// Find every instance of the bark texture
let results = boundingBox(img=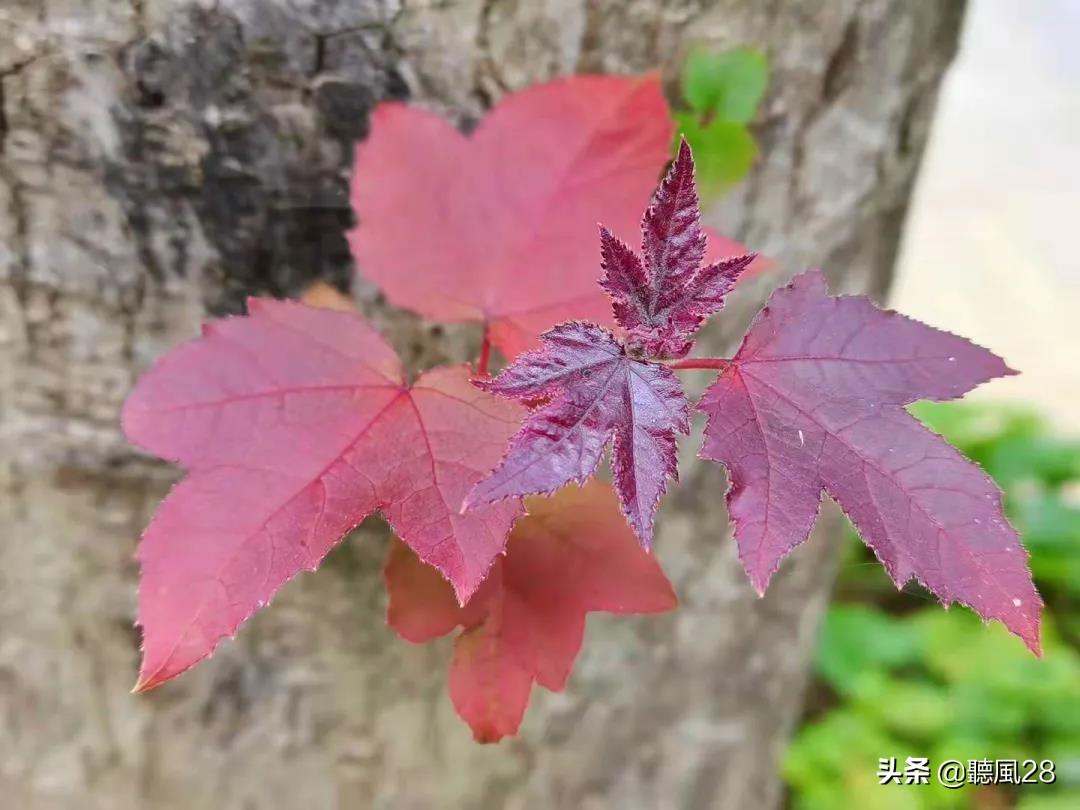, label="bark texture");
[0,1,965,808]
